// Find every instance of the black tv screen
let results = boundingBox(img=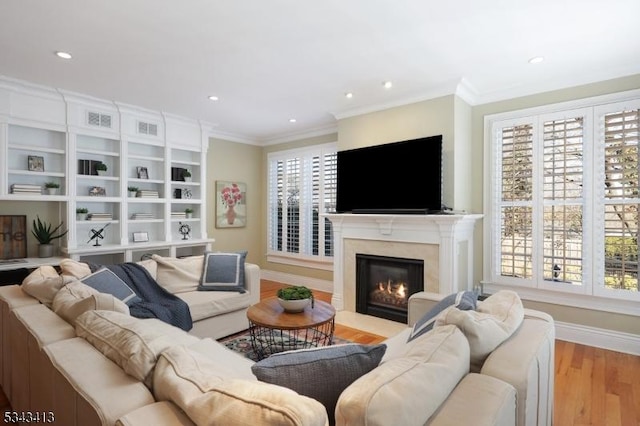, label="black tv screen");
[336,135,442,214]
